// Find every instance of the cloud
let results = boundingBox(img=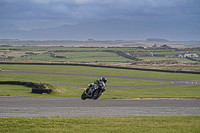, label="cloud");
[0,0,199,29]
[0,0,191,18]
